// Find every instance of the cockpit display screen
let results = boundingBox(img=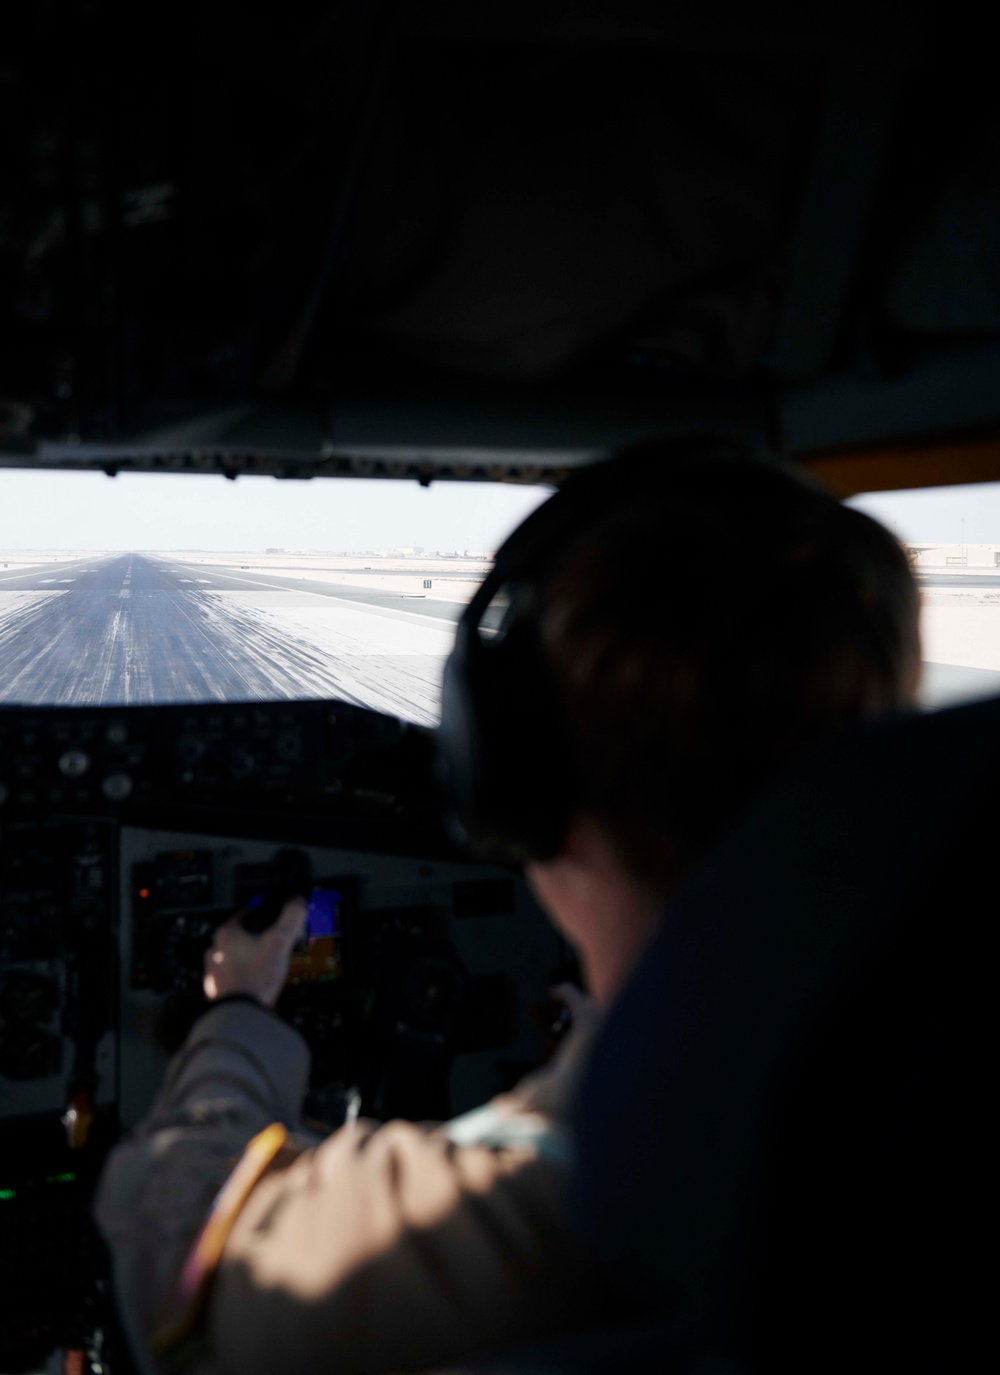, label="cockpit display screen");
[305,887,338,940]
[287,887,344,986]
